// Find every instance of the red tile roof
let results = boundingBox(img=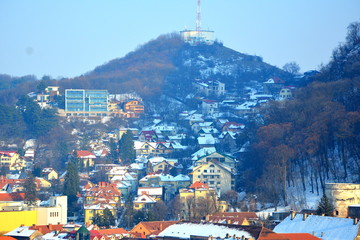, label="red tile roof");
[97,228,129,235]
[0,151,17,157]
[189,181,209,190]
[0,237,18,240]
[76,150,96,158]
[0,192,25,201]
[280,233,321,240]
[29,224,64,234]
